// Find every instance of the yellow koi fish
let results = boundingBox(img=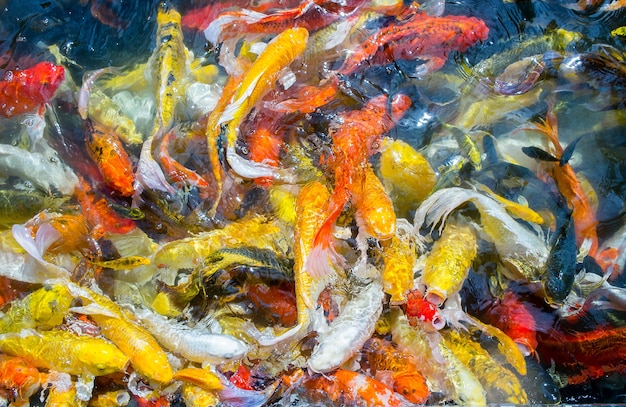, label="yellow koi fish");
[0,330,128,377]
[148,2,190,135]
[378,138,436,218]
[441,328,528,404]
[255,181,331,346]
[218,27,308,176]
[421,217,477,305]
[0,284,73,333]
[69,284,174,384]
[380,220,417,304]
